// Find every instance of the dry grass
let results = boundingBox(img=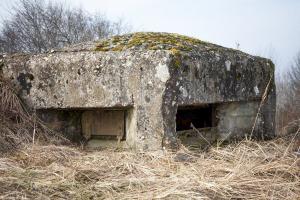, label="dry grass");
[0,133,298,200]
[0,77,68,153]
